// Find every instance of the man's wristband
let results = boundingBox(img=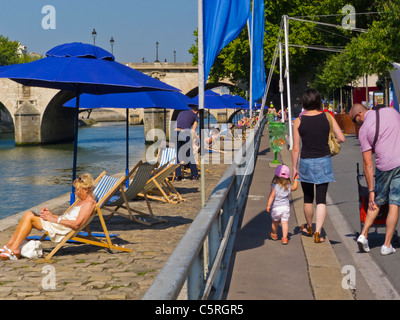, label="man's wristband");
[57,217,62,224]
[368,189,375,193]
